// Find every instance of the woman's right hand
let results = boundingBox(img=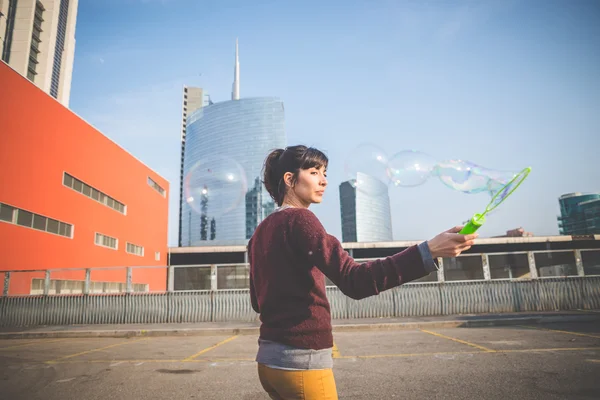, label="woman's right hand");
[427,226,478,258]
